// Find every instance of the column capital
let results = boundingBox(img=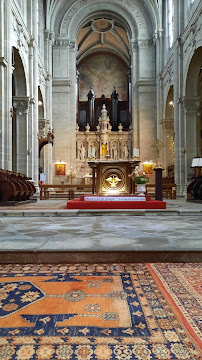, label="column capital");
[52,78,72,87]
[39,118,47,131]
[131,41,138,51]
[161,118,174,132]
[13,96,30,115]
[44,30,55,43]
[137,38,155,48]
[53,38,77,50]
[29,37,36,48]
[183,97,199,113]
